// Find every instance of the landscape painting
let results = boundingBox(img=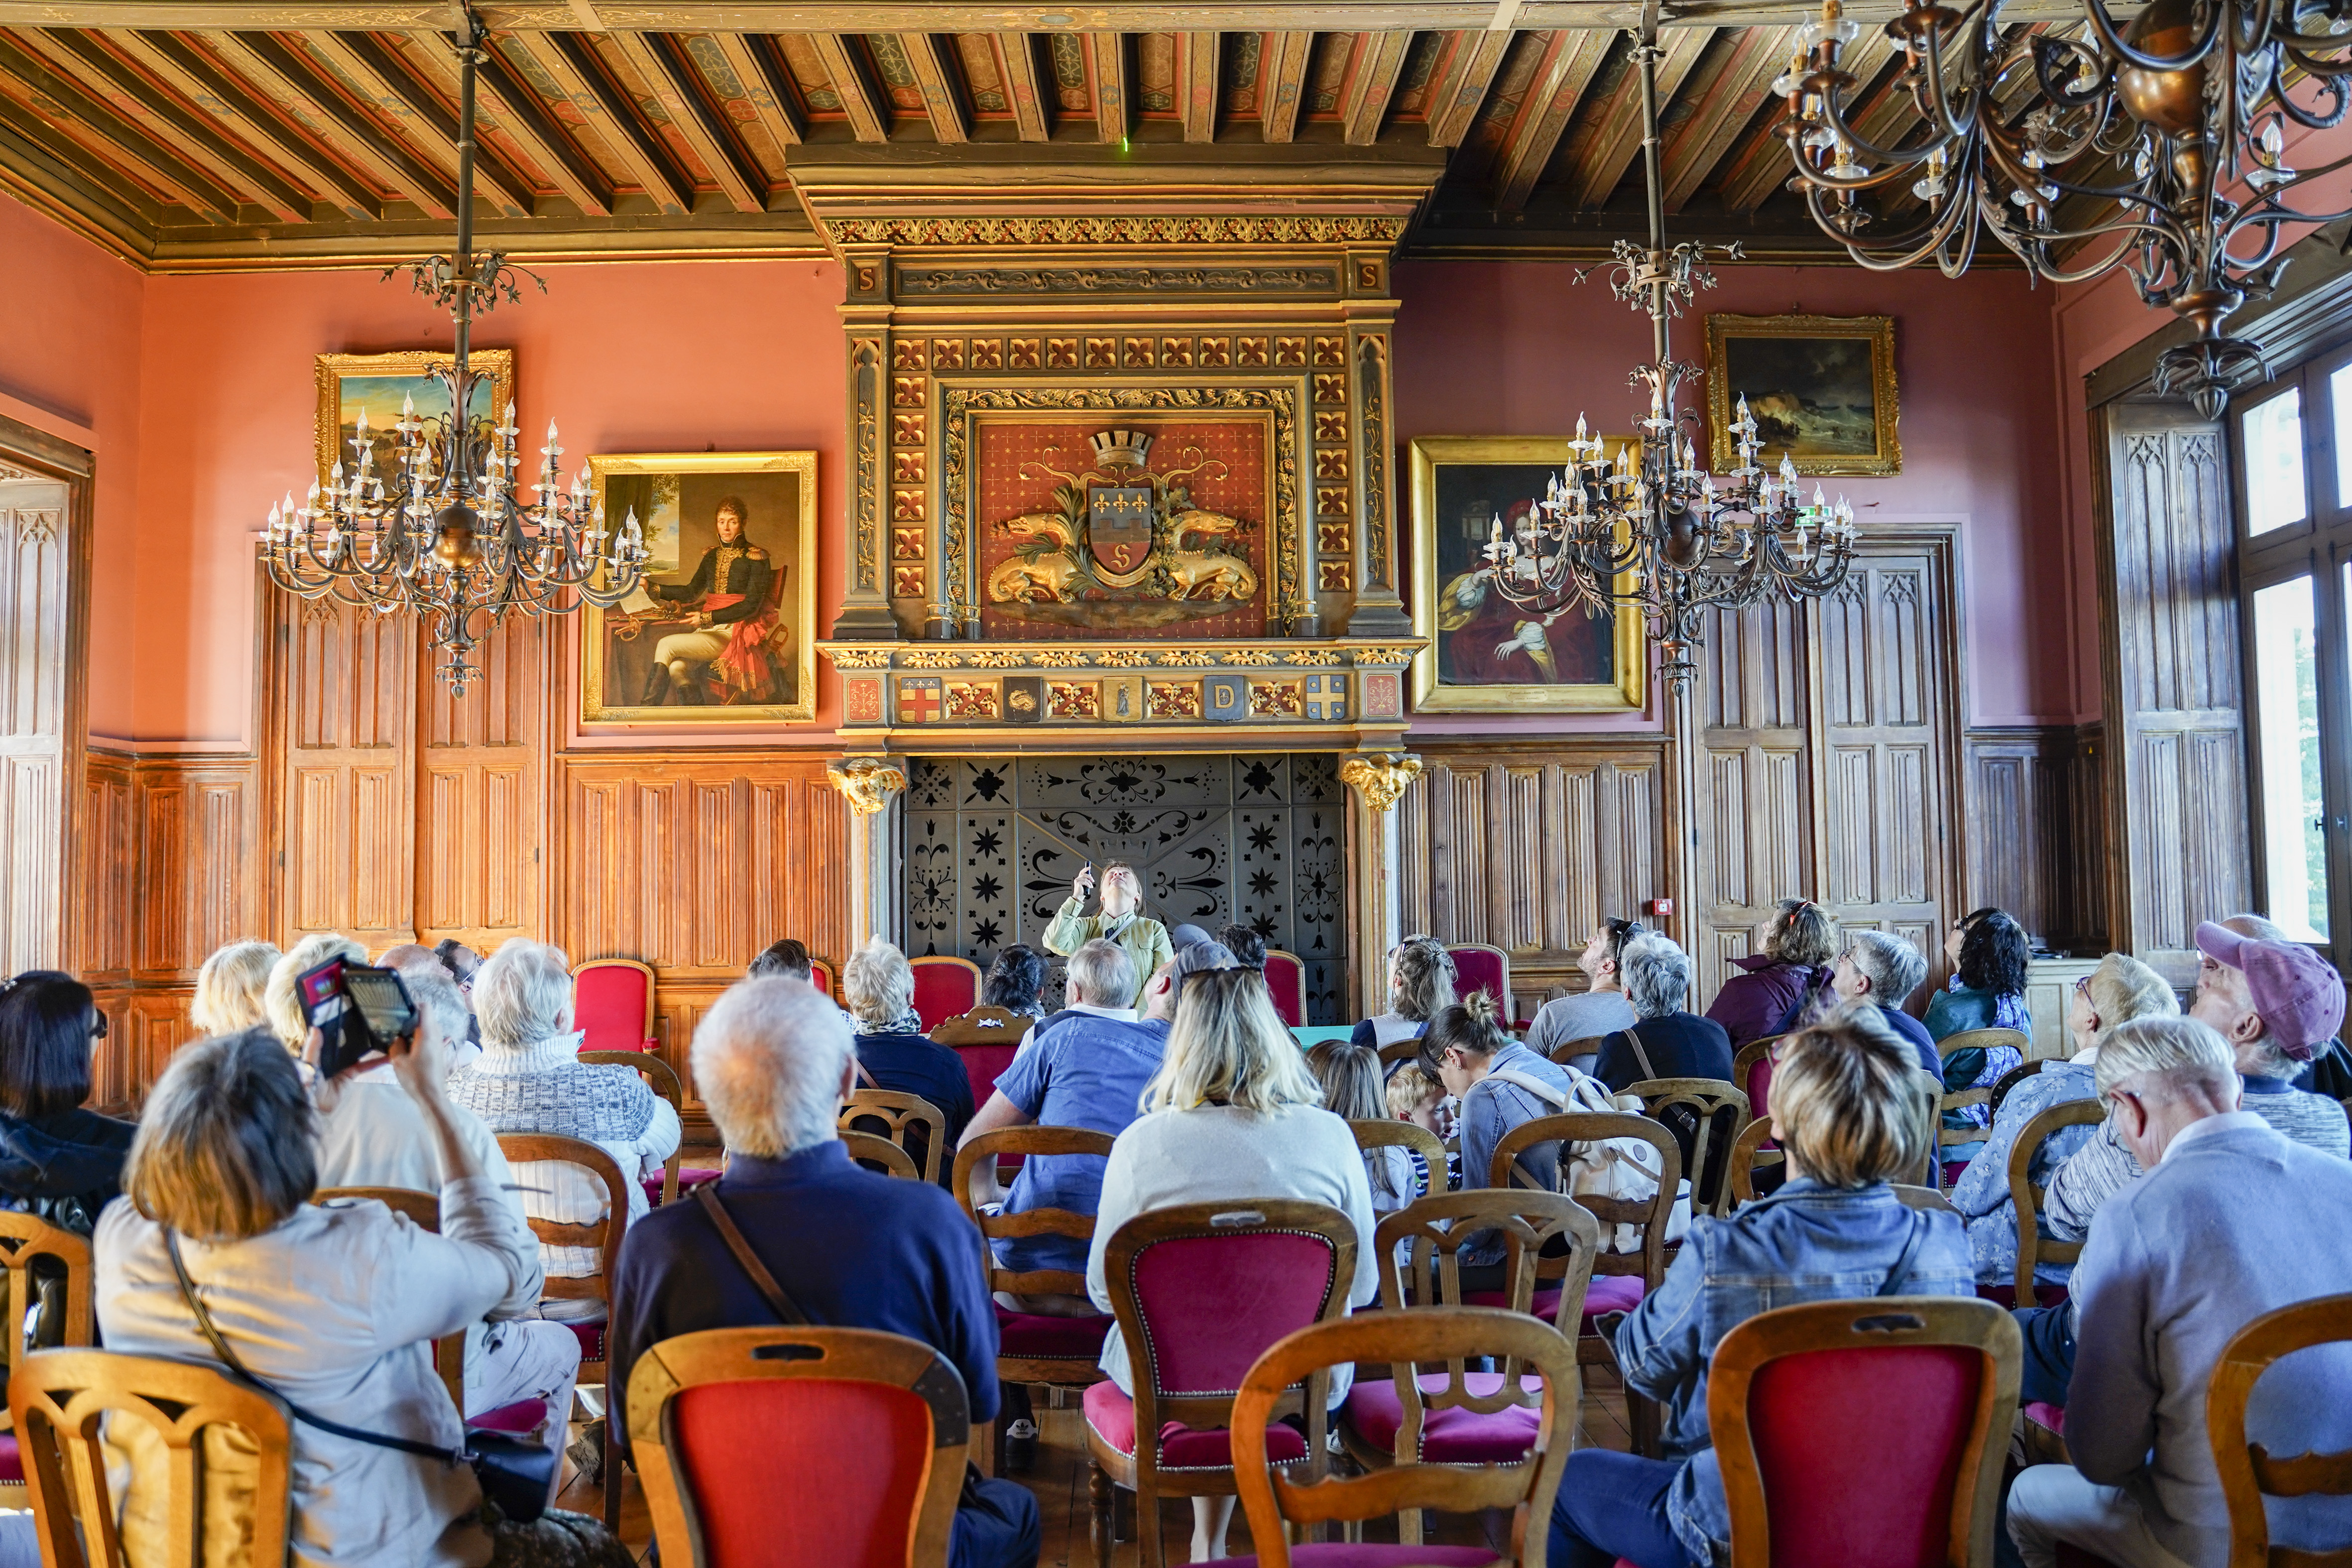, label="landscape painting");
[315,350,513,489]
[1705,313,1899,476]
